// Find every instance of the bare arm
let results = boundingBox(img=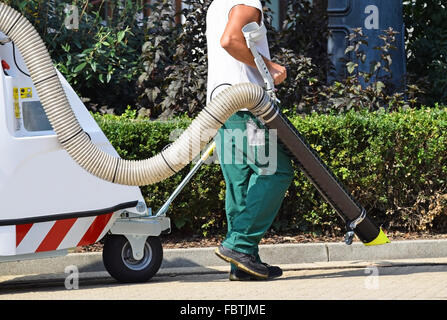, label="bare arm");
[220,4,286,85]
